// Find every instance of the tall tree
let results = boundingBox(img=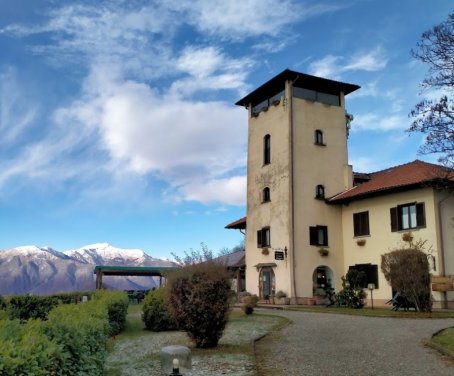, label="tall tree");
[409,12,454,167]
